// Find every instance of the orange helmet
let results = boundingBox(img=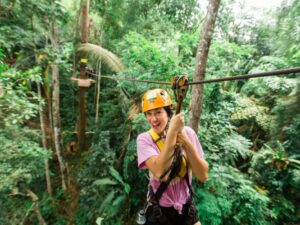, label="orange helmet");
[141,89,173,113]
